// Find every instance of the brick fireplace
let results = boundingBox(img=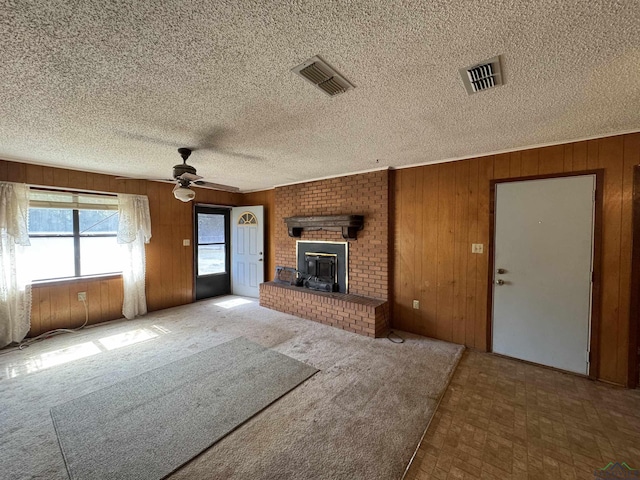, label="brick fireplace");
[259,170,390,337]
